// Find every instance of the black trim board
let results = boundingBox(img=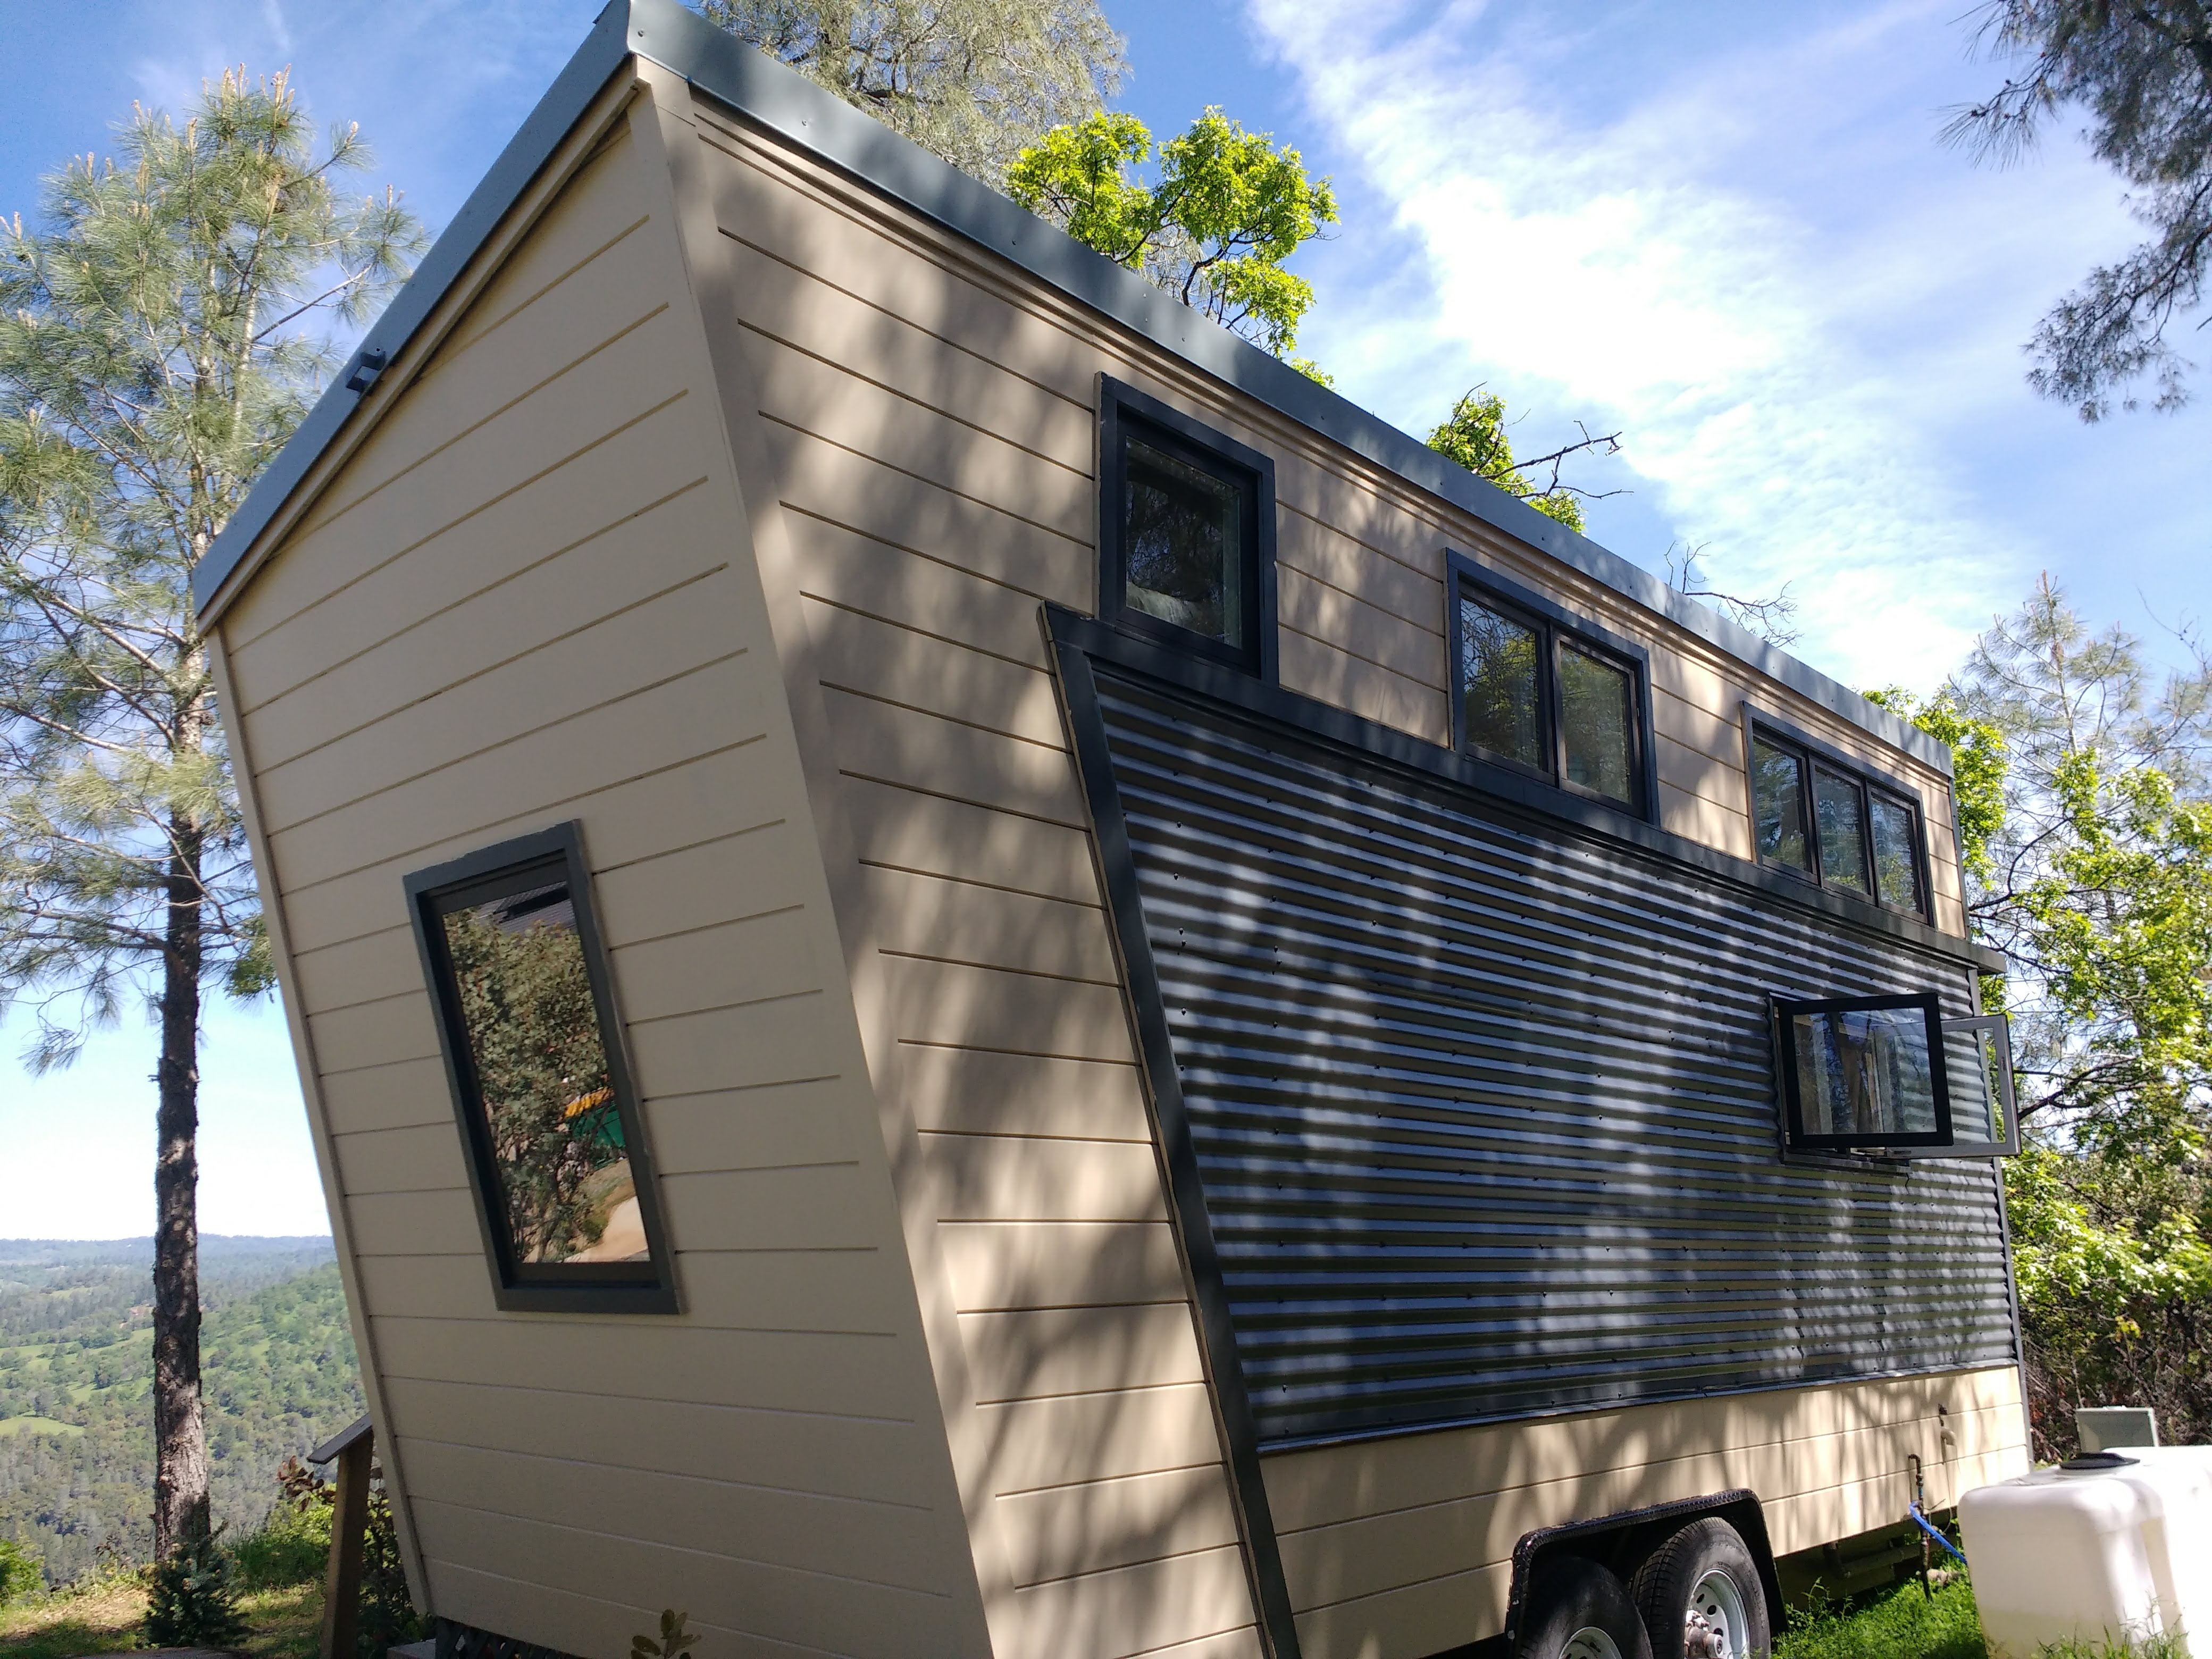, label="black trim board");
[1050,605,2000,973]
[1049,632,1304,1659]
[190,0,1954,778]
